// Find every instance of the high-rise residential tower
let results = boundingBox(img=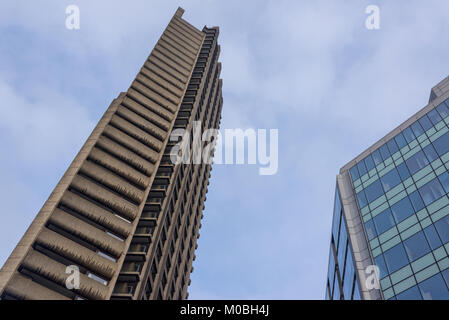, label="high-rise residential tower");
[0,7,223,300]
[326,76,449,300]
